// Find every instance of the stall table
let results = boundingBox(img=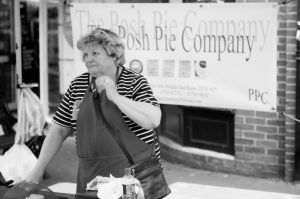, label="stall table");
[0,186,100,199]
